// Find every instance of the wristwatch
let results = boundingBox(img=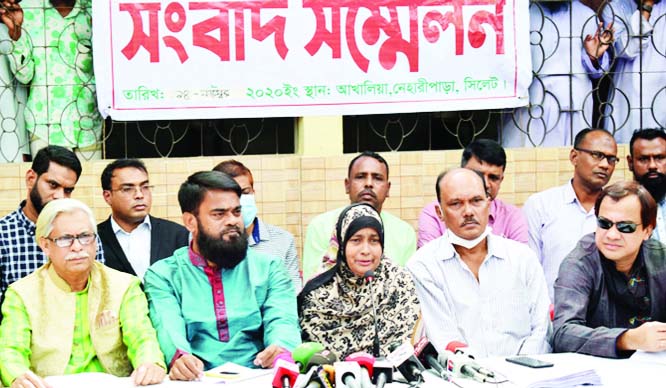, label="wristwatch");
[641,3,653,13]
